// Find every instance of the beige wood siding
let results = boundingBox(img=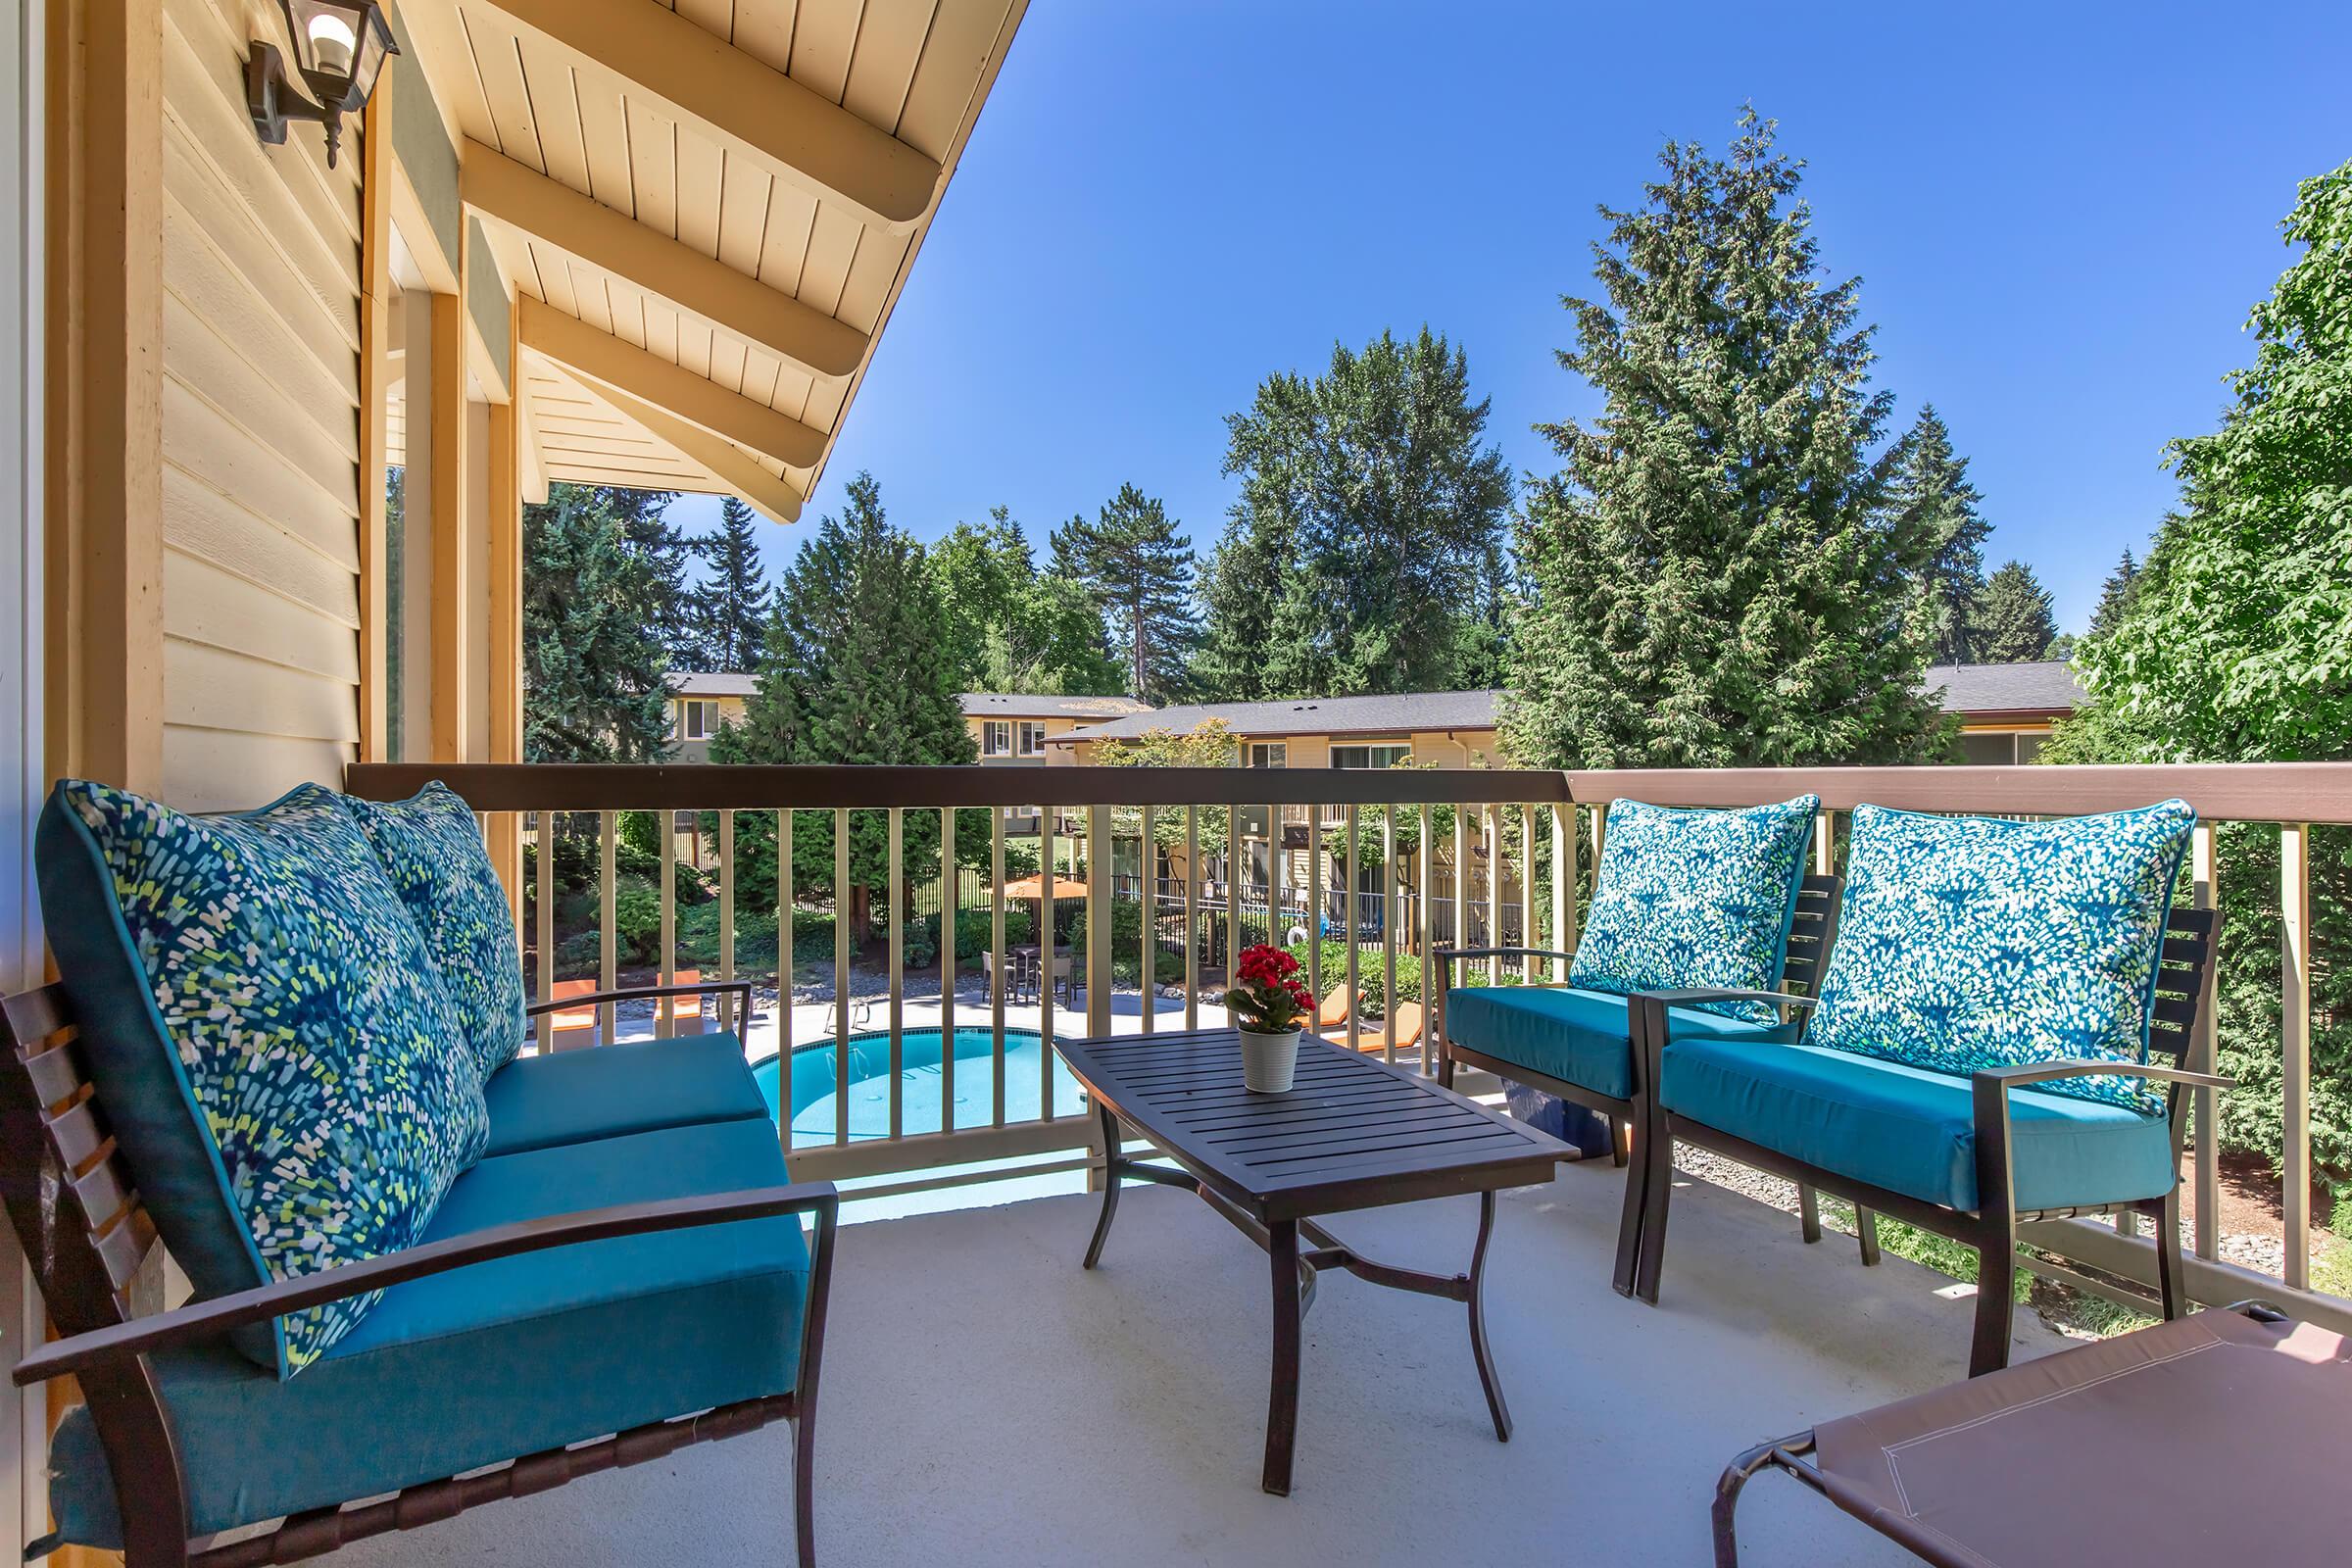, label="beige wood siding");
[158,0,365,808]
